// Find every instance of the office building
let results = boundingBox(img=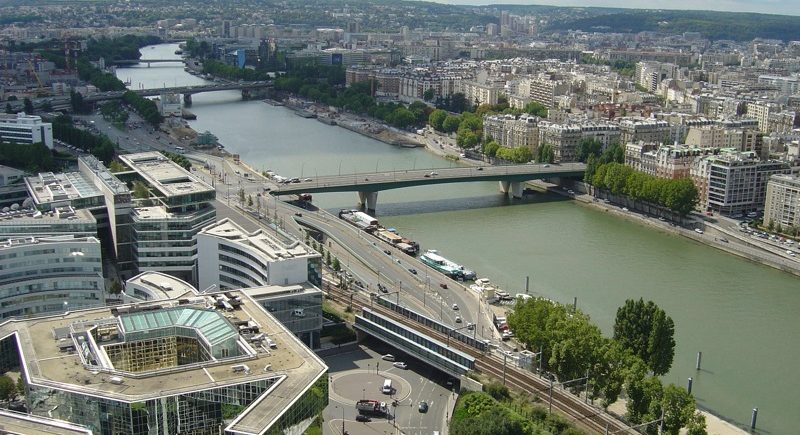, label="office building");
[118,152,216,284]
[197,218,321,292]
[242,284,324,349]
[0,206,103,319]
[0,288,328,434]
[0,113,53,149]
[764,174,800,228]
